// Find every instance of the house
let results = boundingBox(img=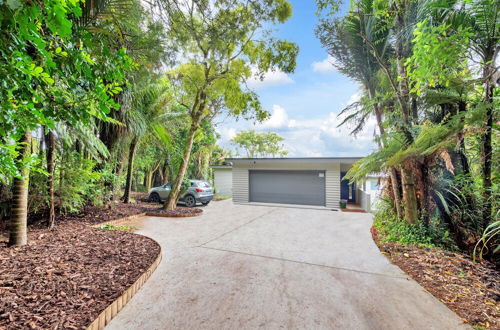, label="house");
[219,157,367,209]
